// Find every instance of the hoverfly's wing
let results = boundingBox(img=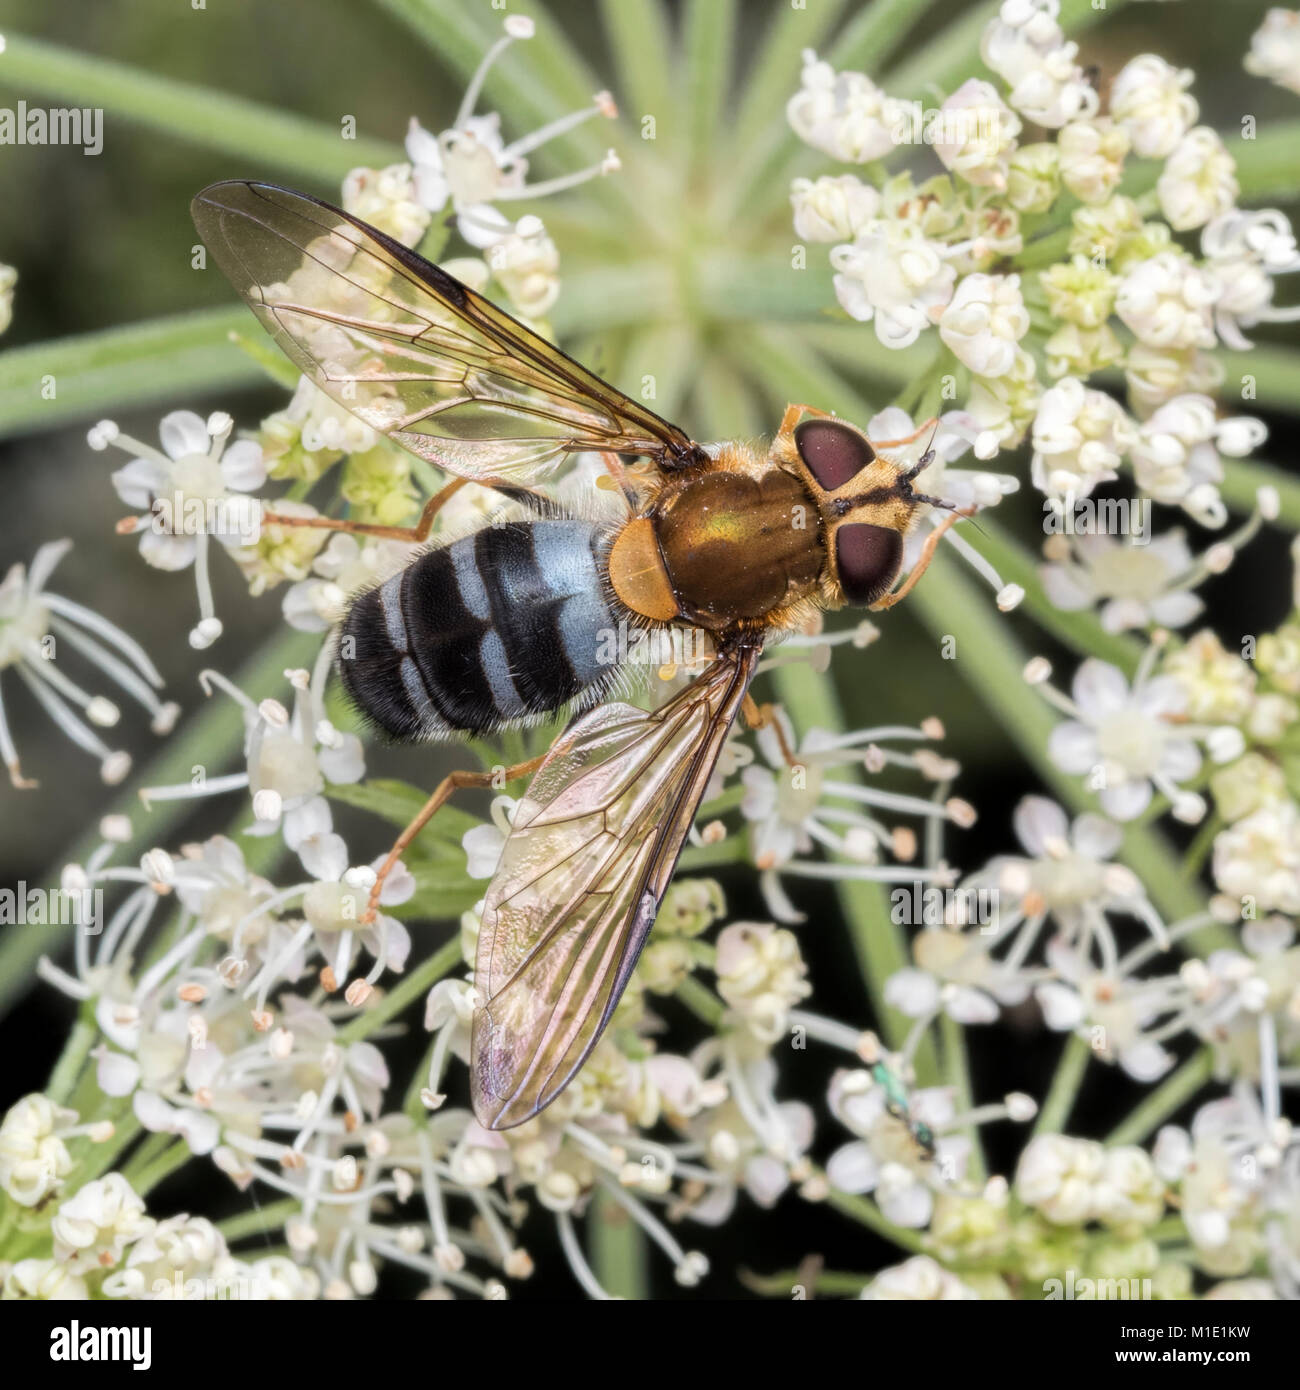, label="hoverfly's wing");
[472,645,761,1129]
[191,181,702,488]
